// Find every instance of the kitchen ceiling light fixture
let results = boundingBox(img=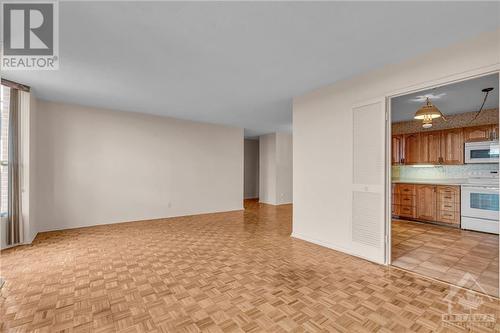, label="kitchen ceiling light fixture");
[414,97,446,129]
